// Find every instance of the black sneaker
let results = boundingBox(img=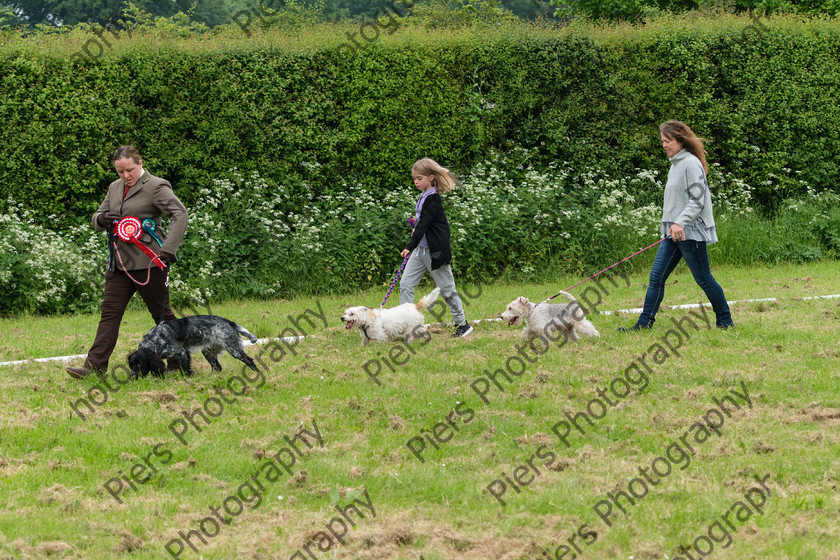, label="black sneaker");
[452,322,473,338]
